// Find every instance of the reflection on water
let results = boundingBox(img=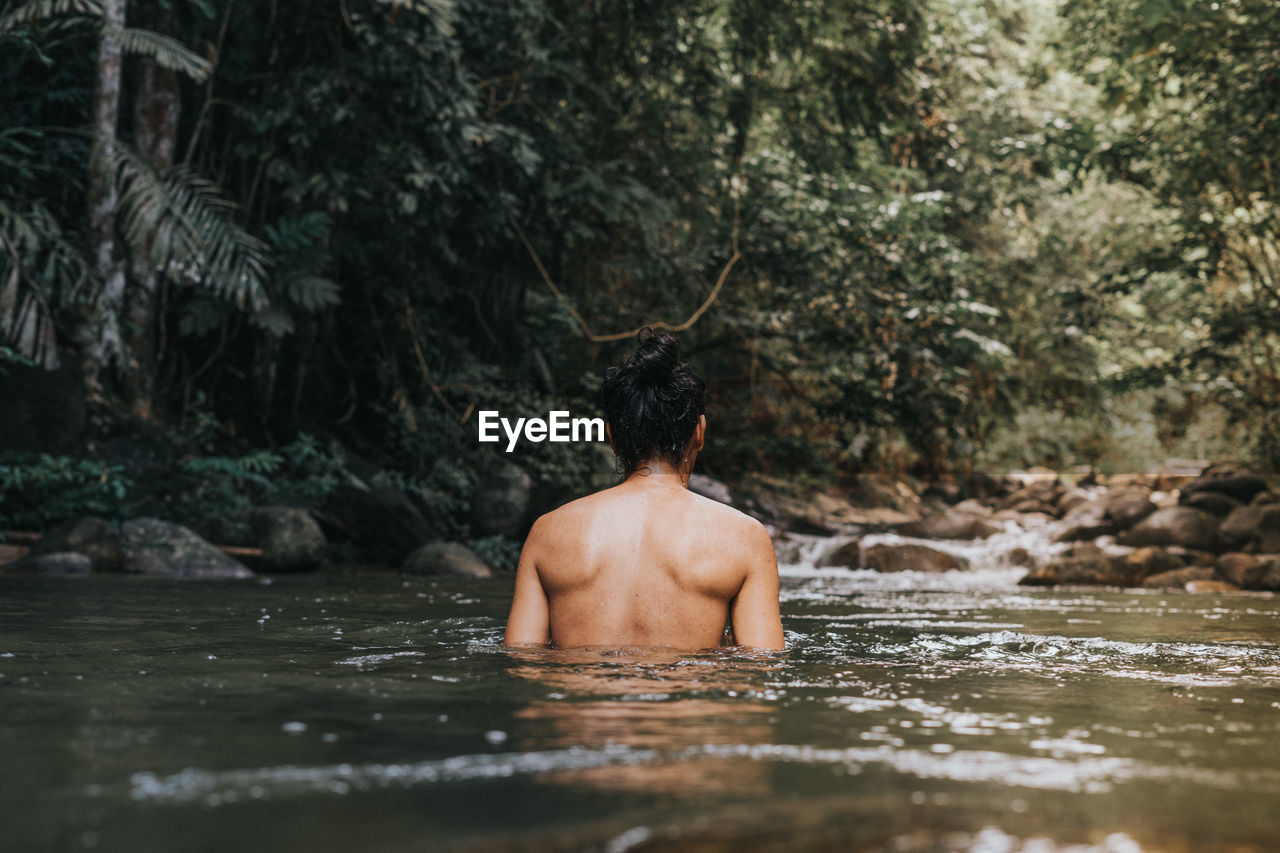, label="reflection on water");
[1,556,1279,852]
[509,649,779,795]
